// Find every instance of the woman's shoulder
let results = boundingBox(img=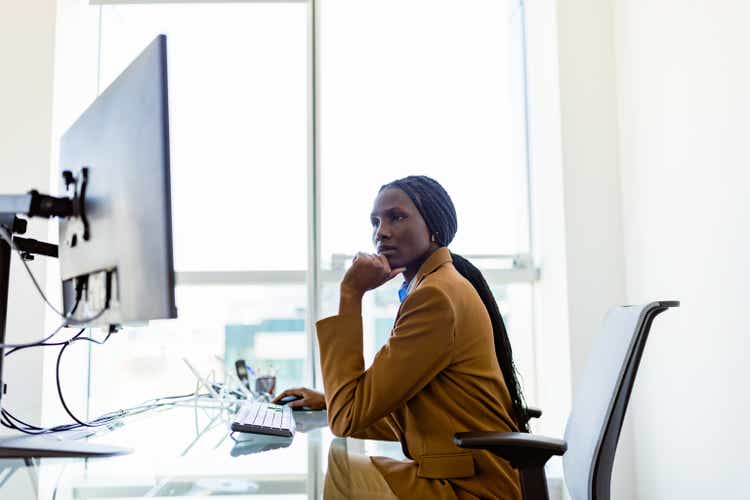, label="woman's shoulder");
[426,260,471,285]
[419,262,477,302]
